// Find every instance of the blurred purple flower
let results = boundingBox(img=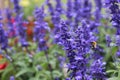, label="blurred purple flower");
[106,35,112,47]
[73,0,81,12]
[5,8,16,38]
[116,48,120,57]
[12,0,29,47]
[115,35,120,46]
[0,12,8,50]
[57,20,98,79]
[10,76,15,80]
[34,6,50,51]
[11,0,21,14]
[106,0,120,35]
[46,0,54,15]
[55,0,63,14]
[82,0,92,19]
